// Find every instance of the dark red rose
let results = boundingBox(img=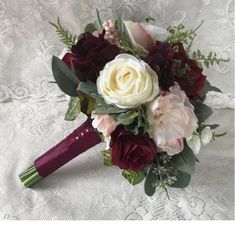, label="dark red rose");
[62,31,119,82]
[111,126,157,171]
[145,41,177,90]
[173,43,206,100]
